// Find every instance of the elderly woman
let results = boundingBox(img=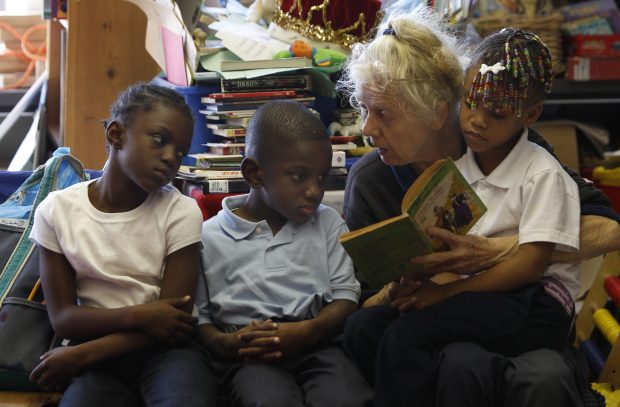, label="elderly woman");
[338,8,620,407]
